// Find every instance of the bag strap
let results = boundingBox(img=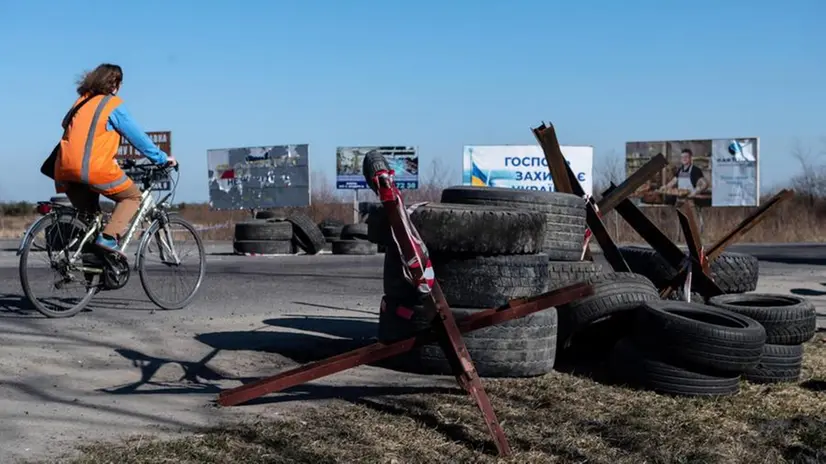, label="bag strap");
[61,94,97,131]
